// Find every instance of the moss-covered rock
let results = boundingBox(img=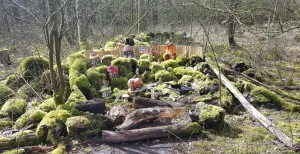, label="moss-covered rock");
[66,116,91,137]
[229,57,250,72]
[74,74,93,99]
[250,86,300,111]
[39,98,56,112]
[140,53,156,62]
[163,59,179,69]
[154,70,177,82]
[86,68,105,90]
[66,52,86,67]
[80,114,111,137]
[1,98,27,118]
[3,148,25,154]
[0,84,15,108]
[215,88,233,110]
[137,59,150,73]
[0,118,12,128]
[149,62,164,74]
[189,55,203,66]
[176,55,189,66]
[178,75,193,86]
[111,57,132,76]
[198,103,225,129]
[174,67,206,80]
[3,74,24,90]
[36,110,71,144]
[51,143,66,154]
[14,109,46,129]
[110,77,128,90]
[141,71,155,83]
[19,56,49,81]
[101,55,116,66]
[66,86,87,106]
